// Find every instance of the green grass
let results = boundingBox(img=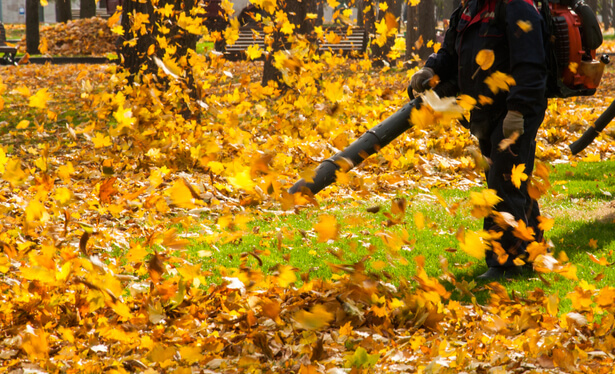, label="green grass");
[183,159,615,310]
